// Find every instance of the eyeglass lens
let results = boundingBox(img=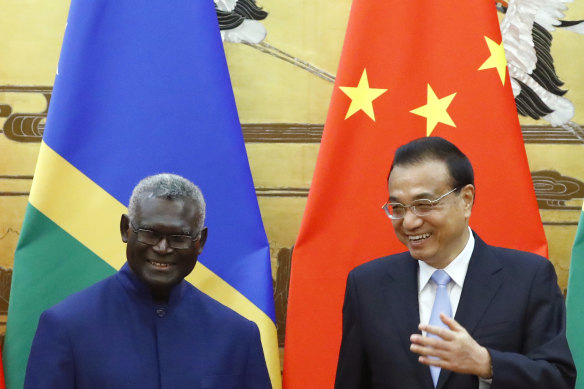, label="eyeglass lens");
[136,229,194,249]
